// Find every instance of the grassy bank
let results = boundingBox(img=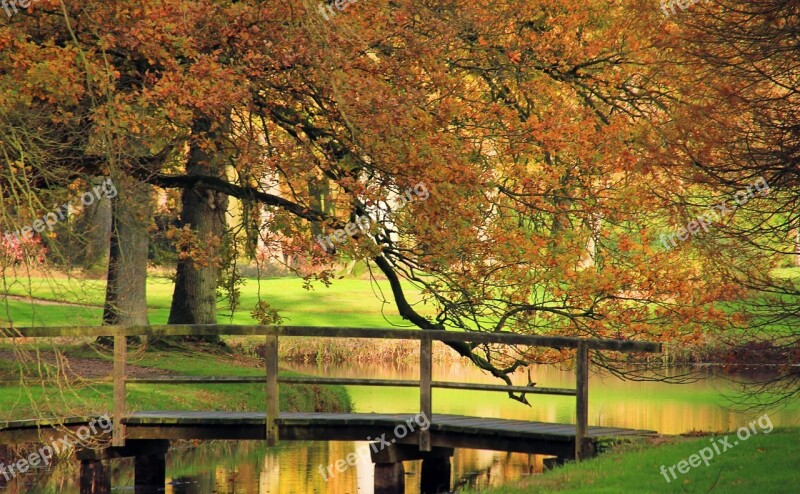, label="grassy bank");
[469,428,800,493]
[1,275,432,328]
[2,275,464,364]
[4,275,797,365]
[0,342,352,422]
